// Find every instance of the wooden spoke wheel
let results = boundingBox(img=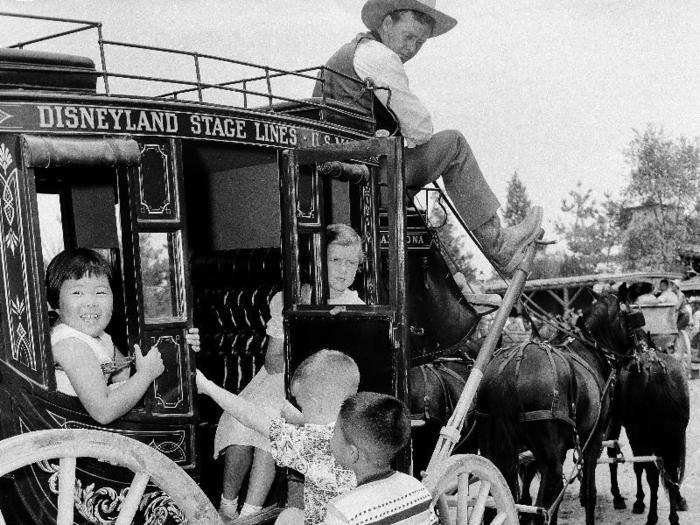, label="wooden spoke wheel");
[0,429,220,525]
[425,454,518,525]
